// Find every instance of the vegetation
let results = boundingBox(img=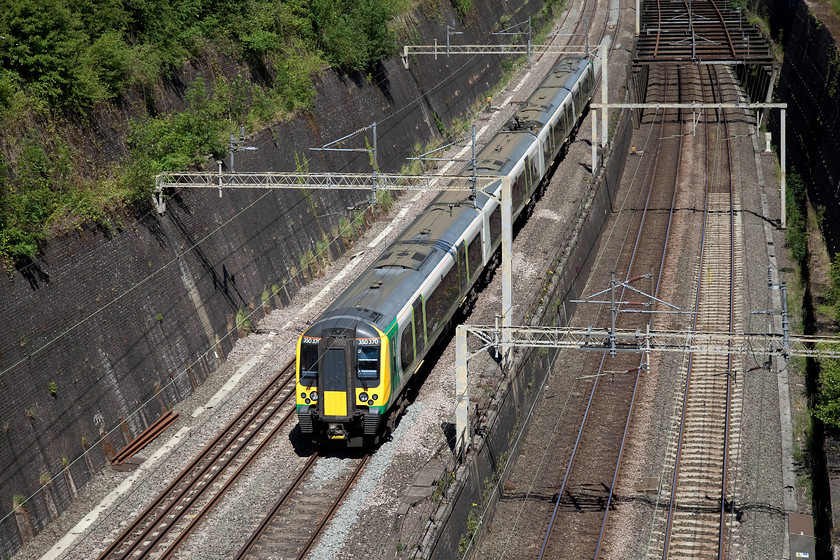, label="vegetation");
[0,0,398,113]
[235,308,252,337]
[0,0,401,270]
[828,254,840,325]
[815,351,840,430]
[0,0,565,272]
[451,0,473,18]
[815,254,840,429]
[785,171,808,272]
